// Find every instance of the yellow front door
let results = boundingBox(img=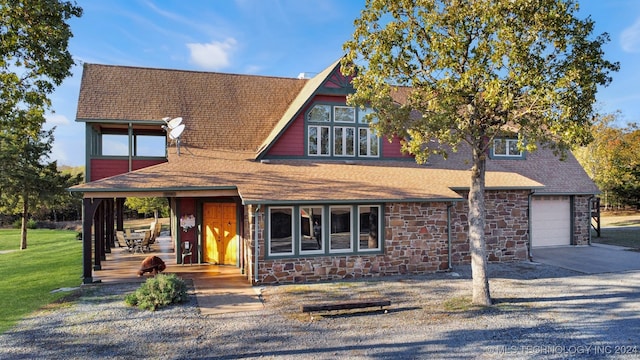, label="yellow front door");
[203,203,237,265]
